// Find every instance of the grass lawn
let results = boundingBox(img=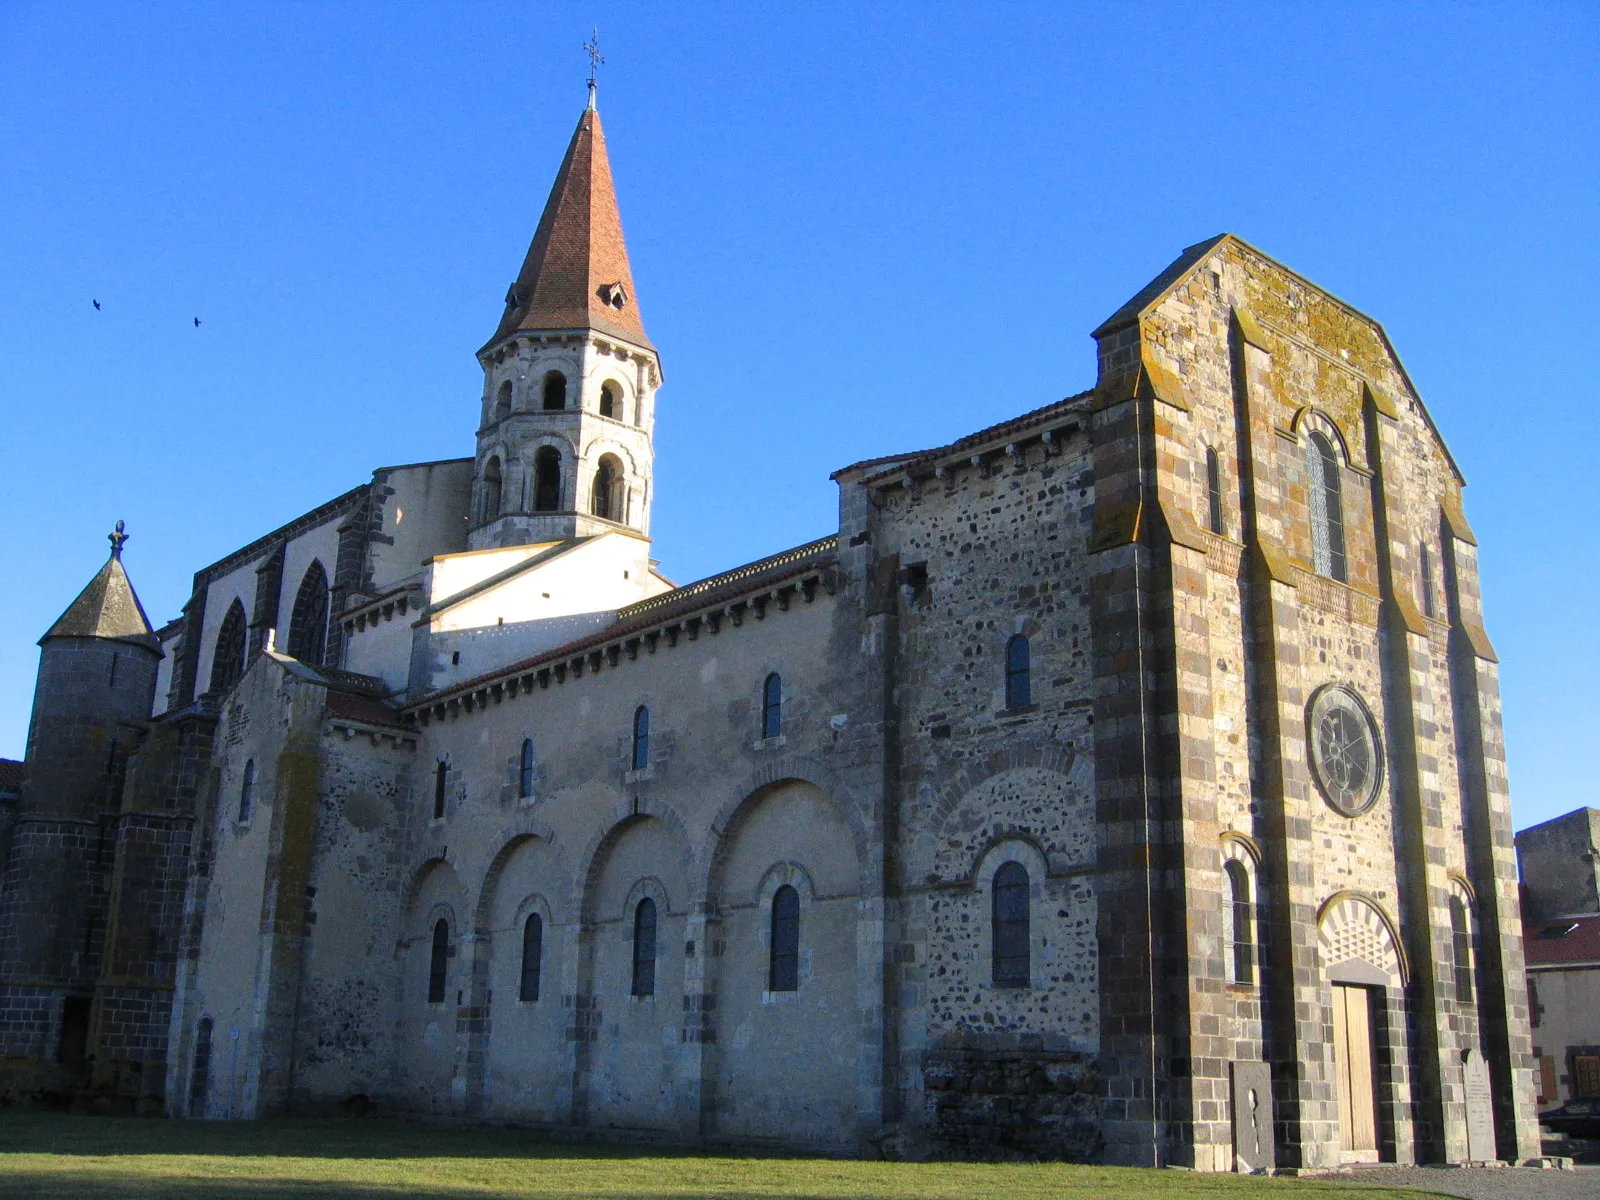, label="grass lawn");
[0,1113,1442,1200]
